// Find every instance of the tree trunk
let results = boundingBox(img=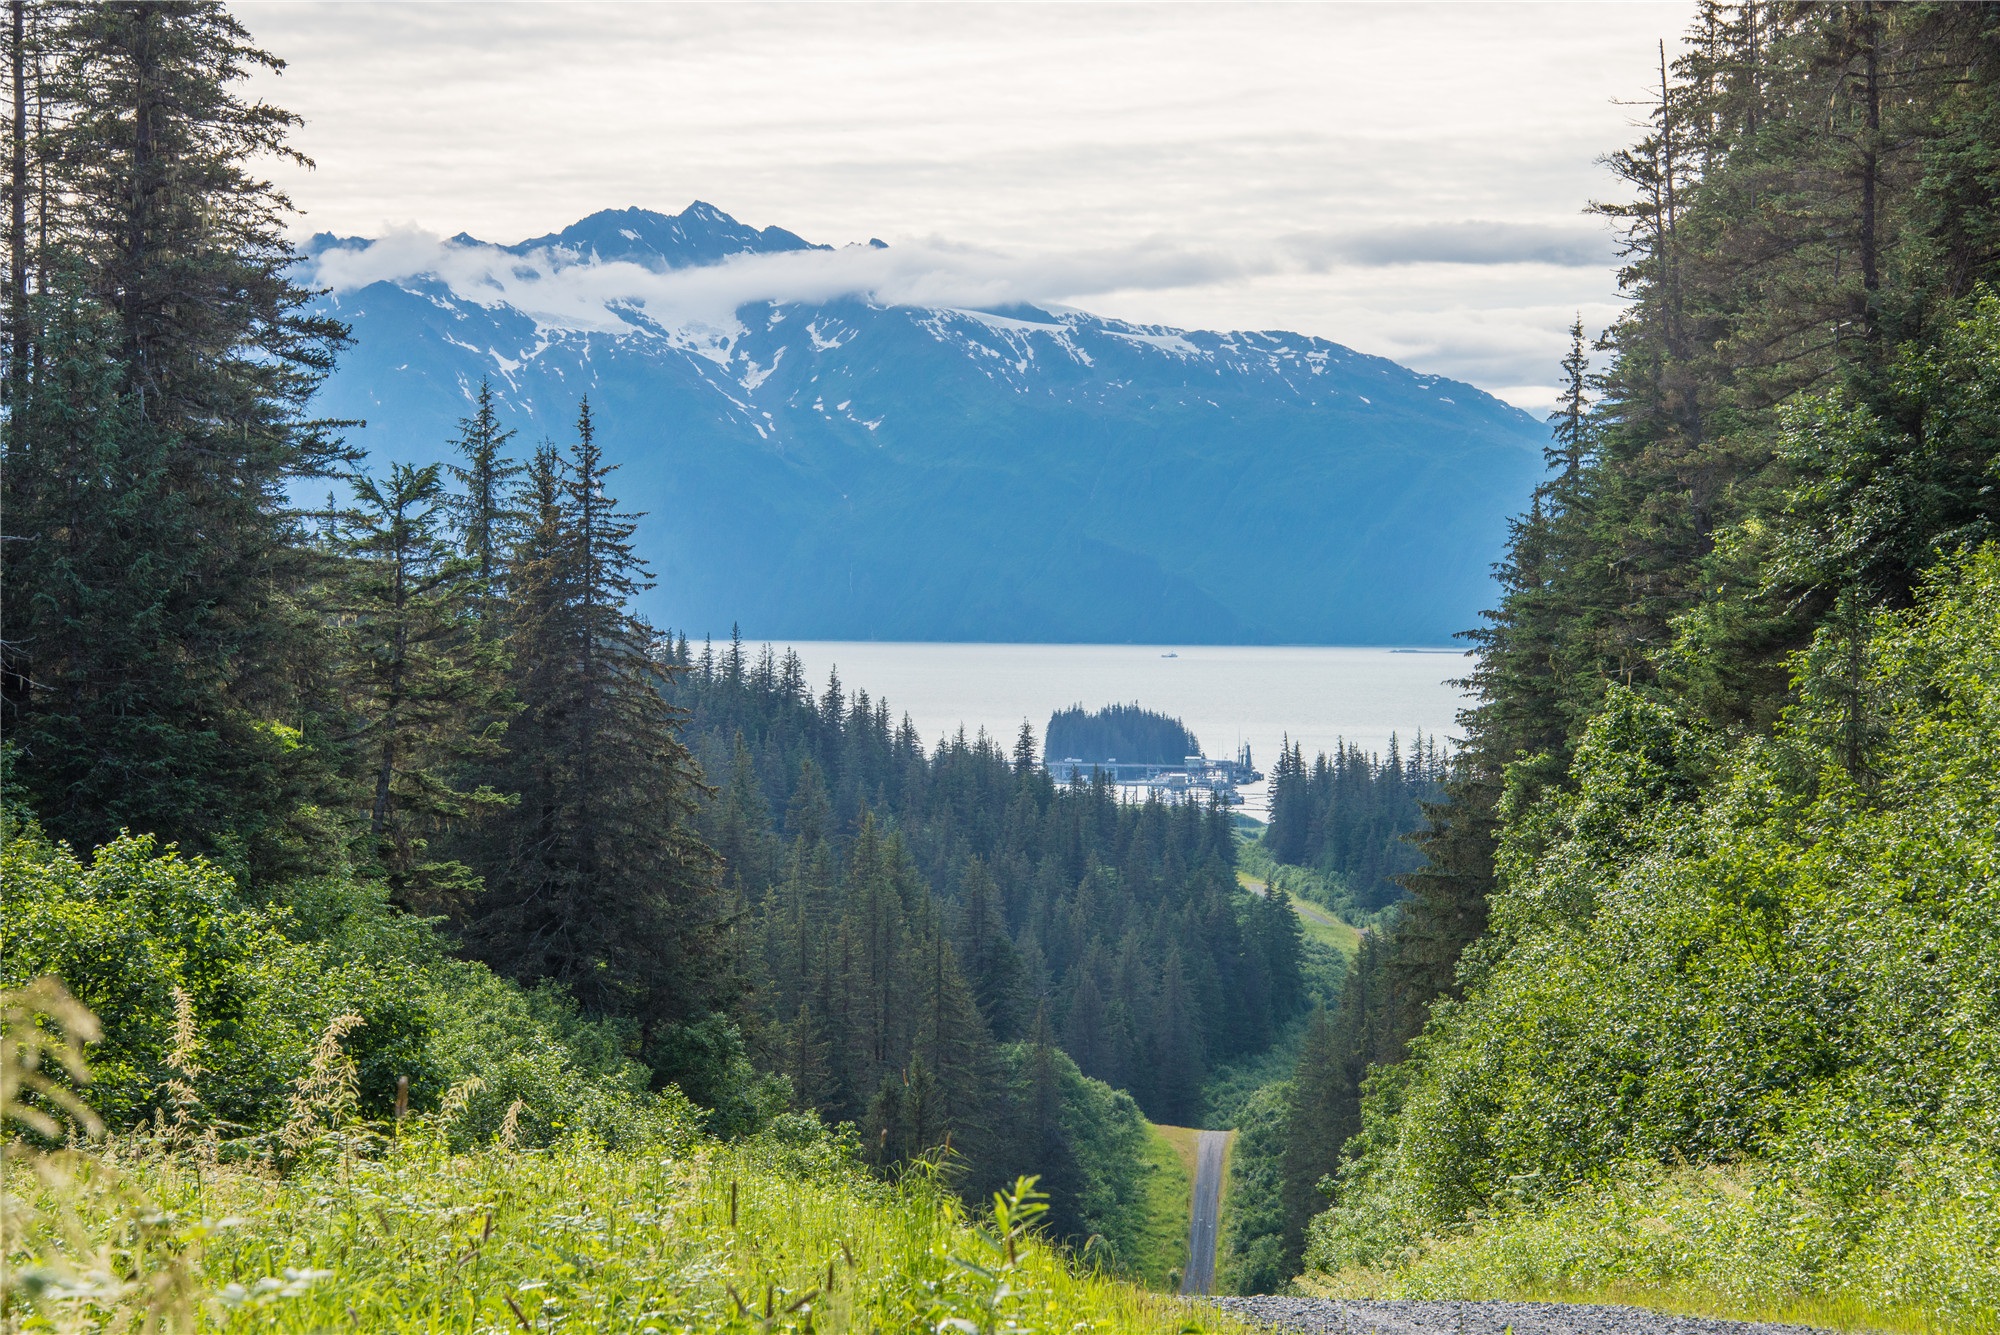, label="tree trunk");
[1858,2,1881,341]
[8,0,26,443]
[124,3,158,384]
